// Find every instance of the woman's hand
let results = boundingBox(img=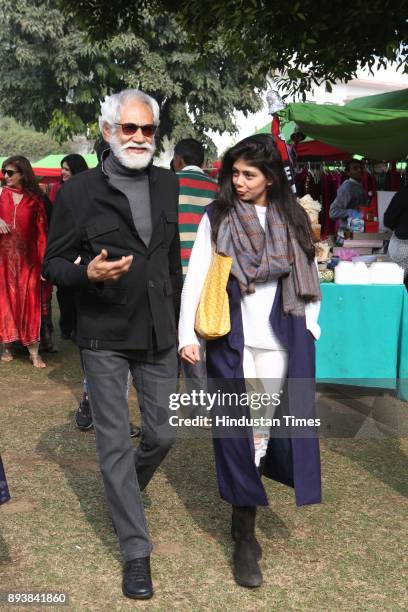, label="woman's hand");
[180,344,201,364]
[0,218,10,234]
